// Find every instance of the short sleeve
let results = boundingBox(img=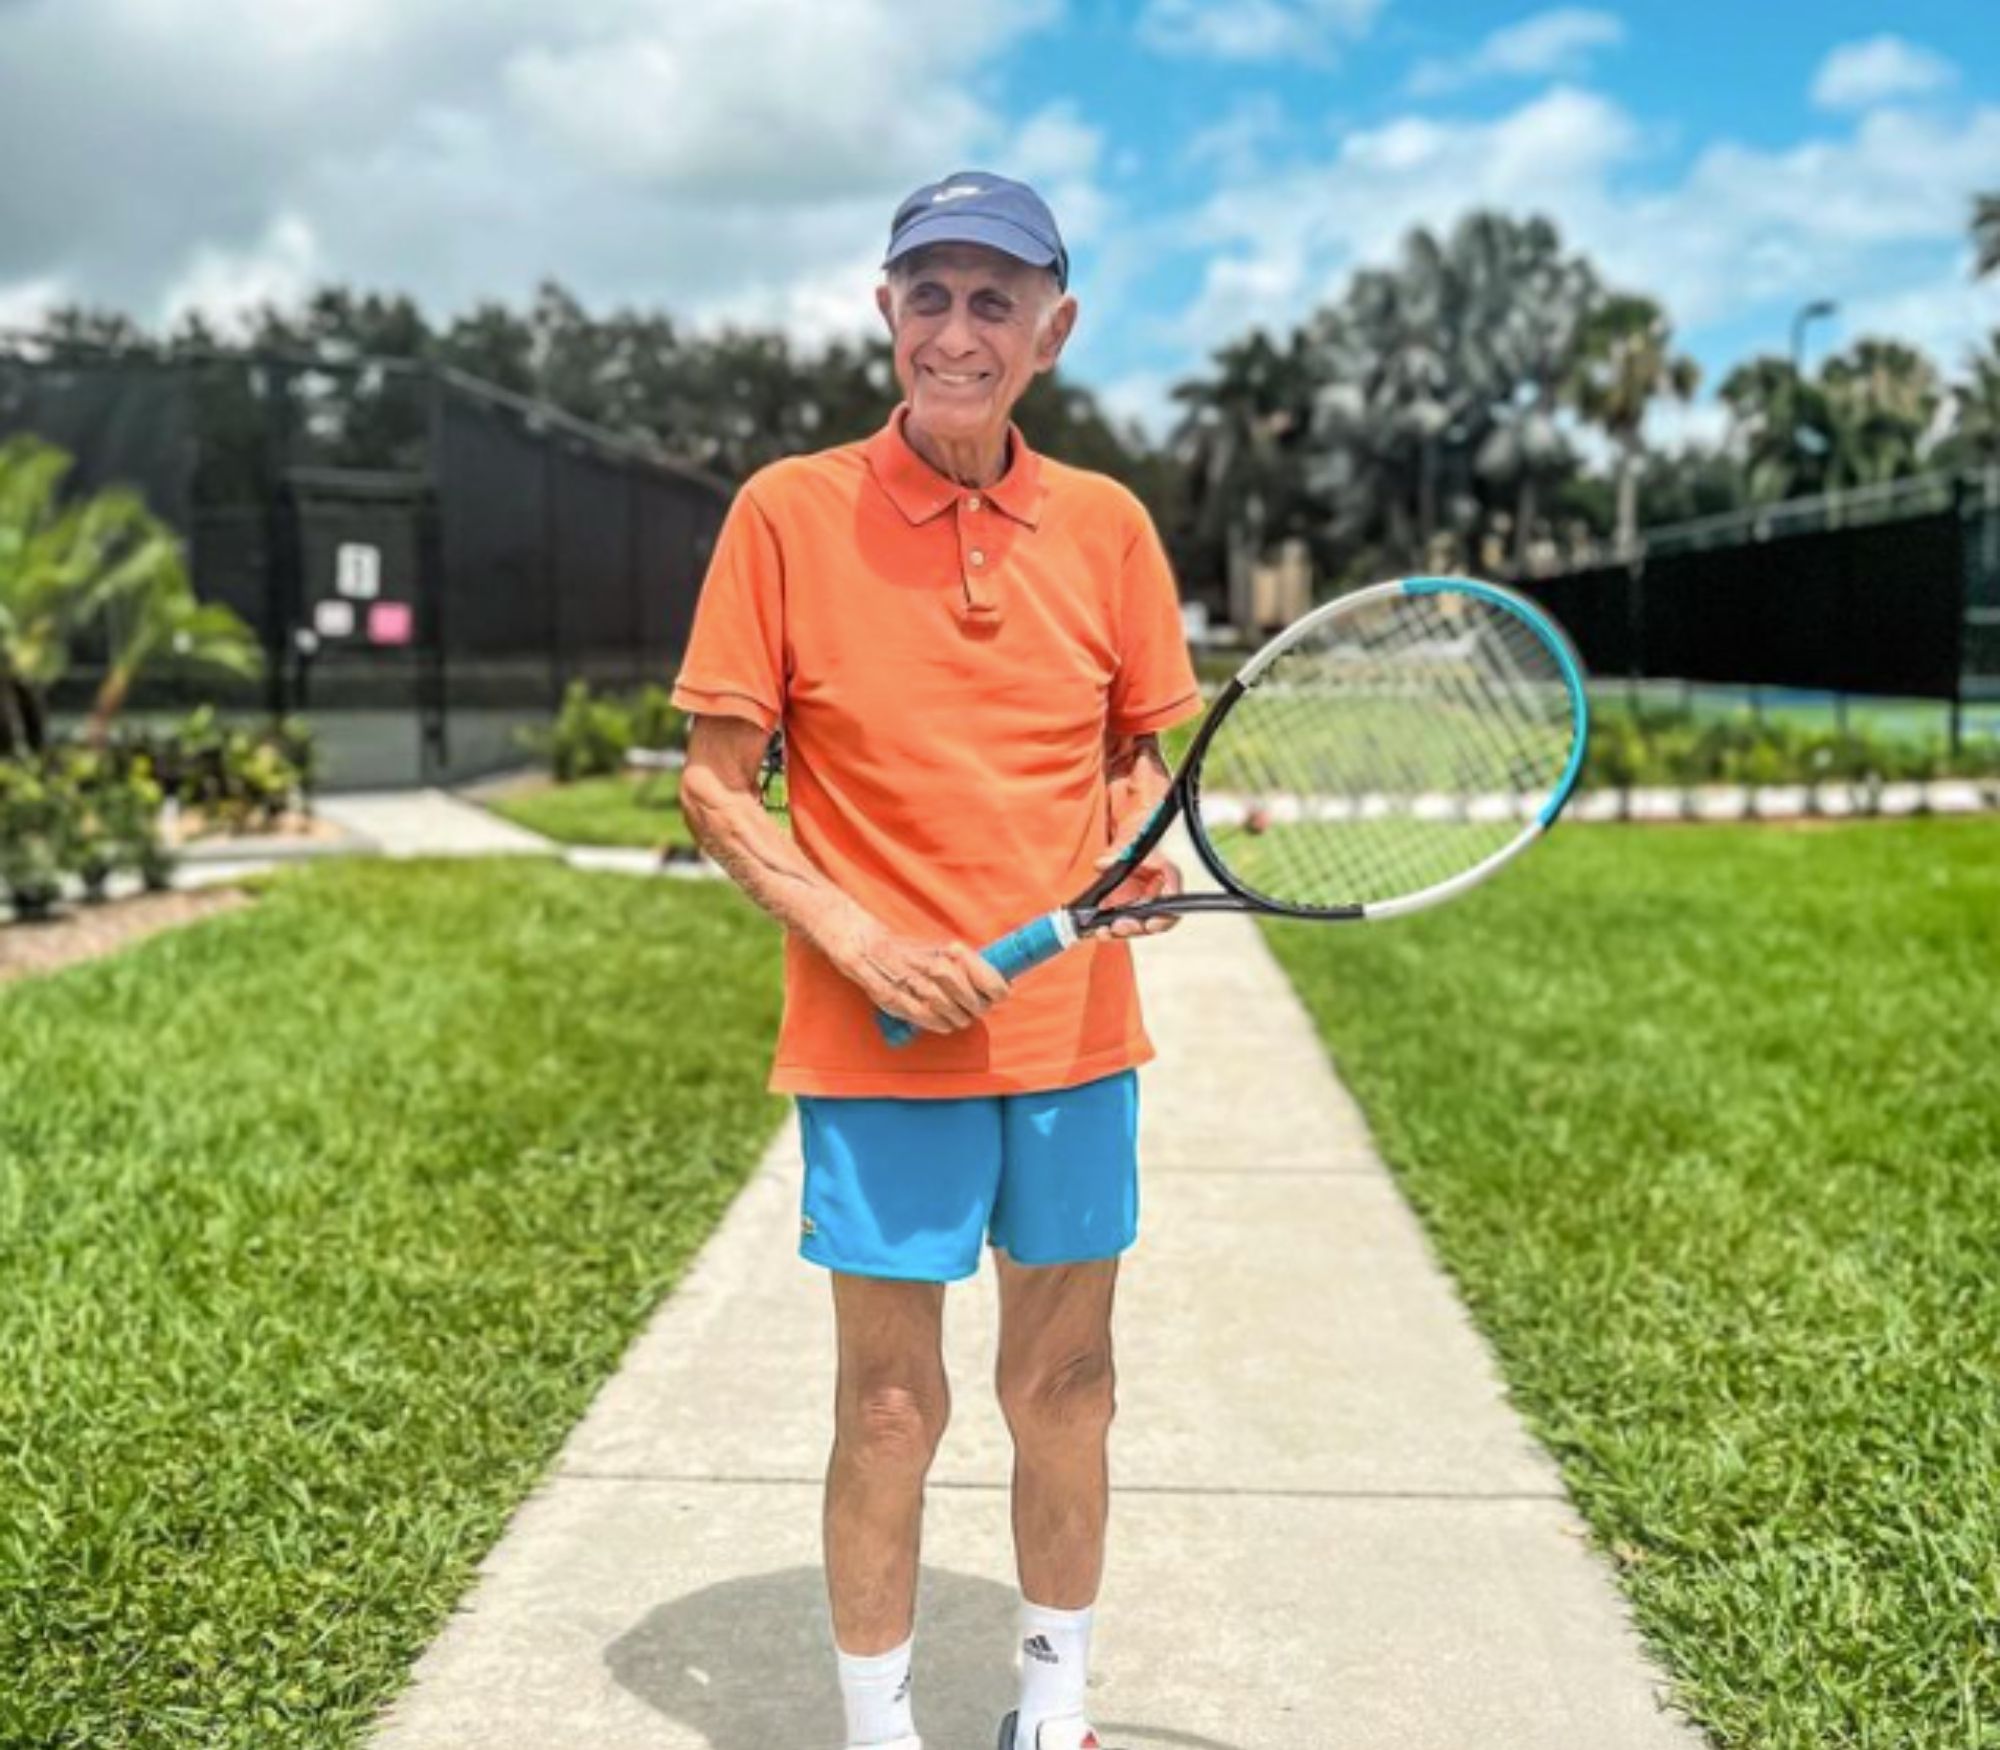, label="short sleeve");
[1107,500,1202,736]
[670,486,786,732]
